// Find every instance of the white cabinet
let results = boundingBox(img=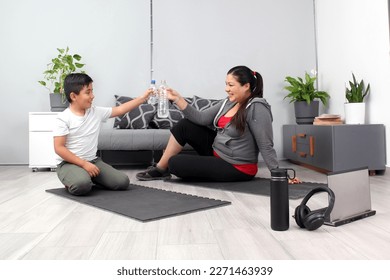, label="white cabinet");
[29,112,59,171]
